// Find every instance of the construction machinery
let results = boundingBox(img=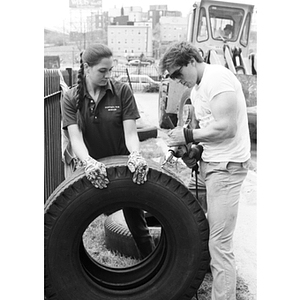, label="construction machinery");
[158,0,257,141]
